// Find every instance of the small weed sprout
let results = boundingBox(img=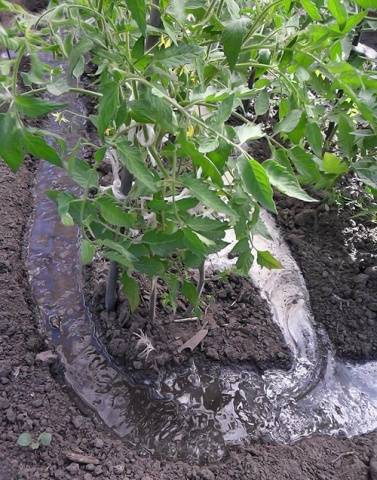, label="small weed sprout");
[17,432,52,450]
